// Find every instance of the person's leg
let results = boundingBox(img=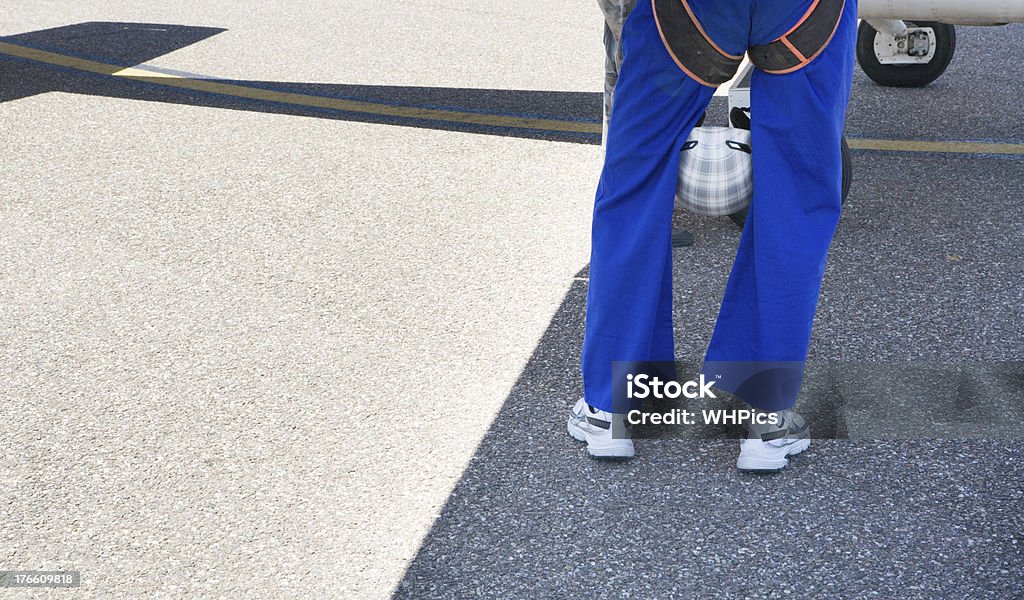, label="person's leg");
[704,0,858,412]
[581,0,716,414]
